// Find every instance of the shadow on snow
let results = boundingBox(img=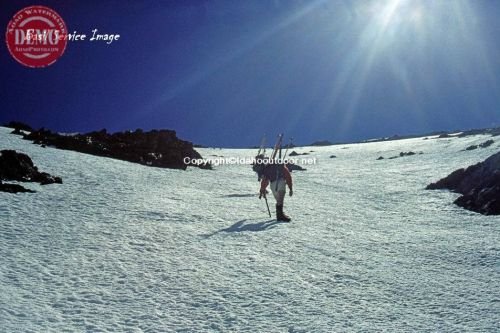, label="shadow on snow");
[218,193,256,198]
[202,219,287,238]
